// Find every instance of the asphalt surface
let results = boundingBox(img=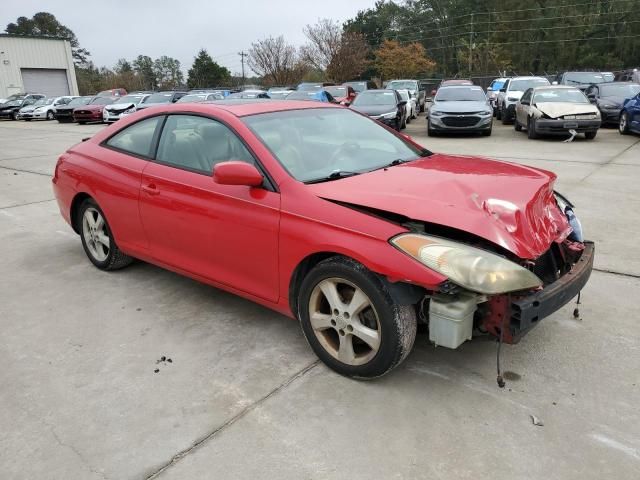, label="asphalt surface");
[1,114,639,480]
